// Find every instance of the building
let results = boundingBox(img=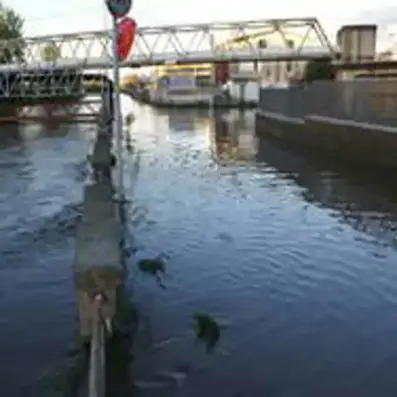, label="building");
[219,30,325,84]
[152,29,324,87]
